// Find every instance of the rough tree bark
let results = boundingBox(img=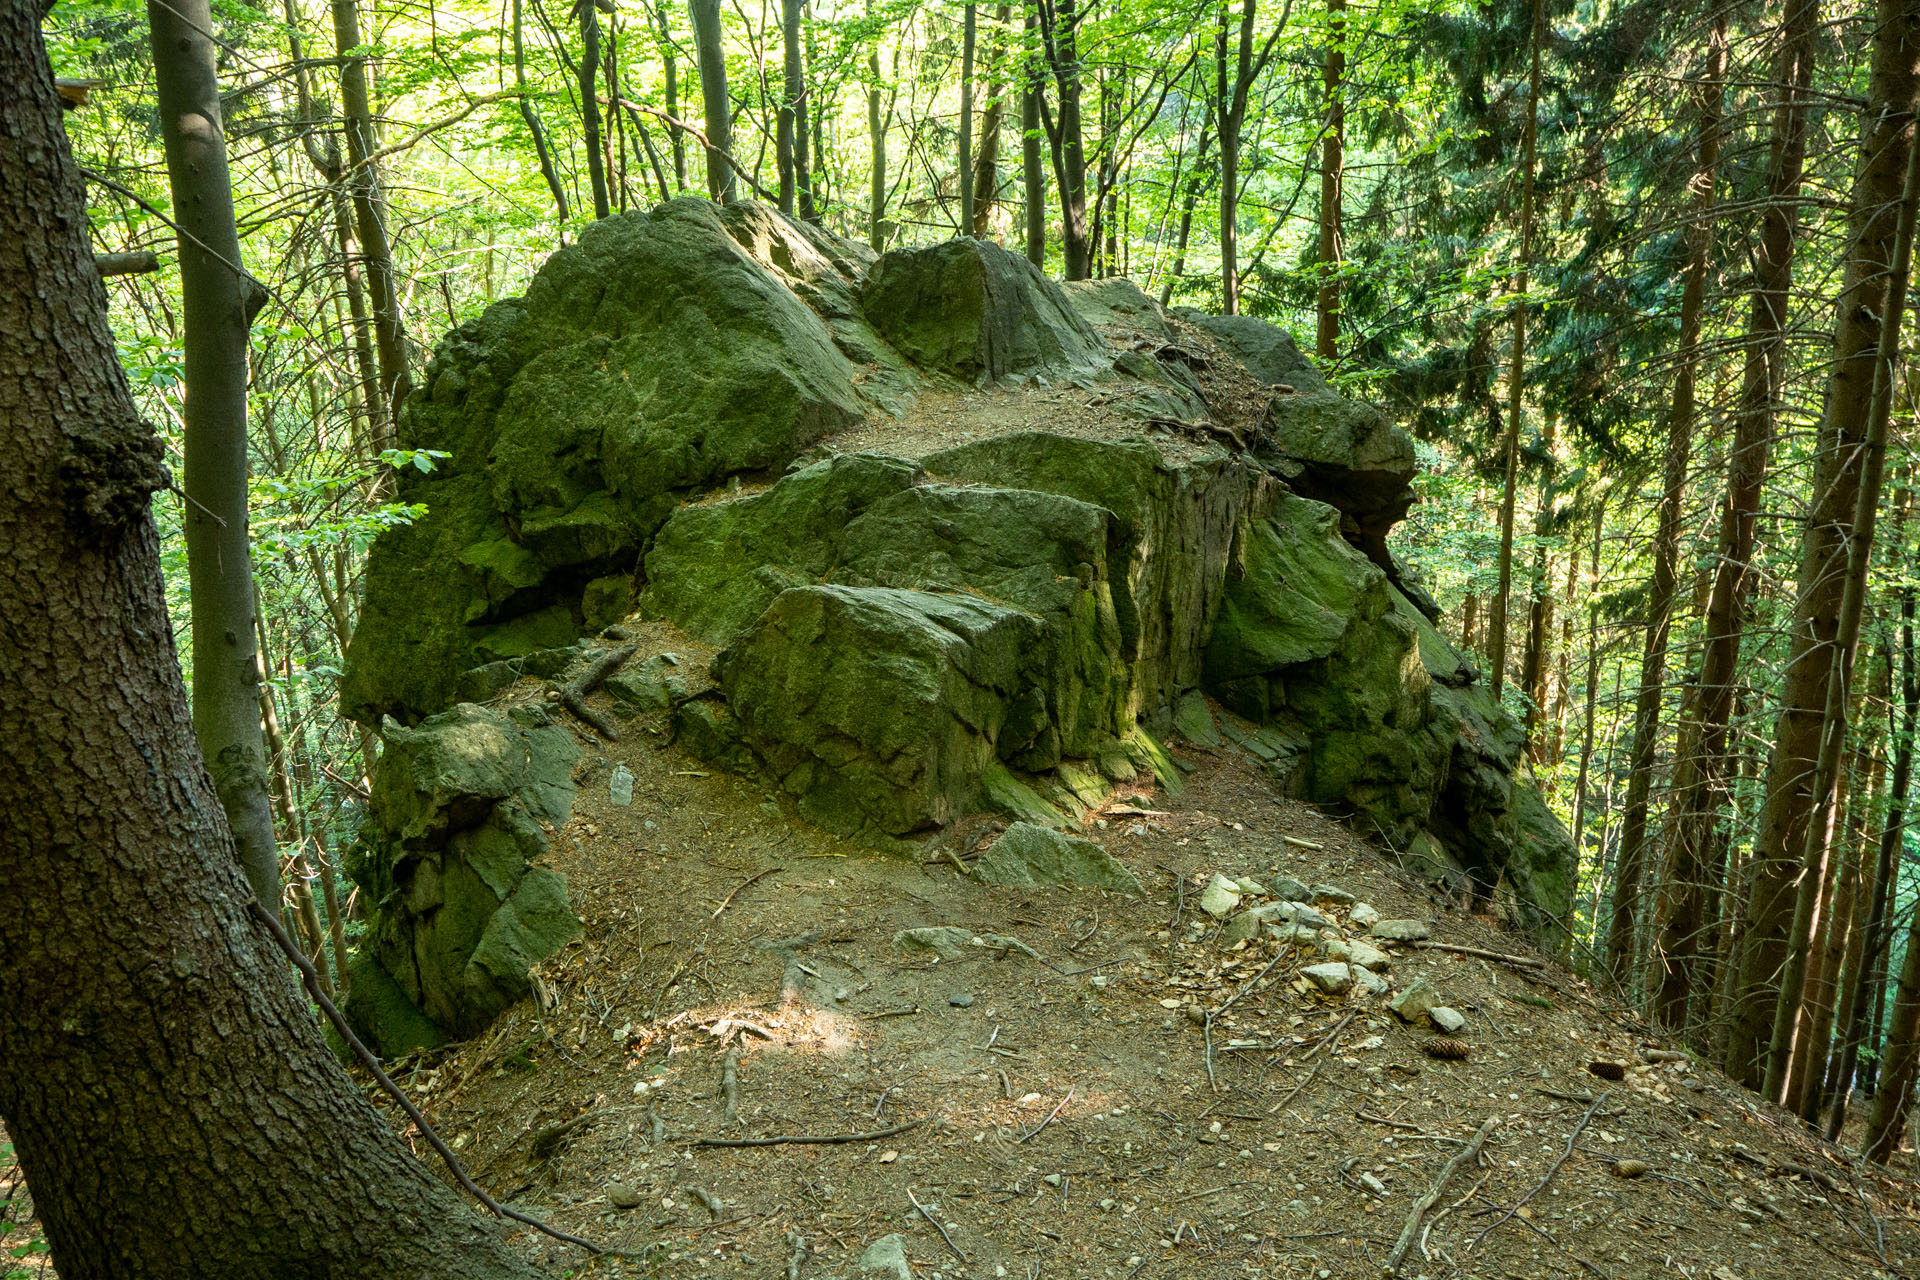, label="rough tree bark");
[778,0,811,217]
[148,0,280,913]
[1605,4,1725,986]
[1035,0,1091,278]
[0,13,543,1275]
[1730,0,1920,1091]
[689,0,736,201]
[1654,0,1816,1038]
